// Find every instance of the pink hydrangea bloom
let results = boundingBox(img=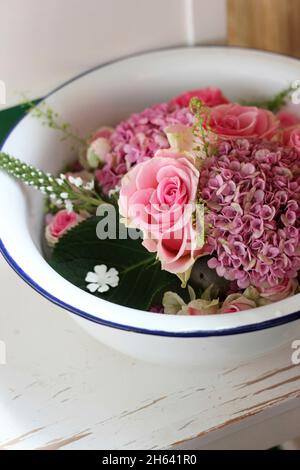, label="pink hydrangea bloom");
[200,139,300,289]
[170,86,229,108]
[96,102,194,193]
